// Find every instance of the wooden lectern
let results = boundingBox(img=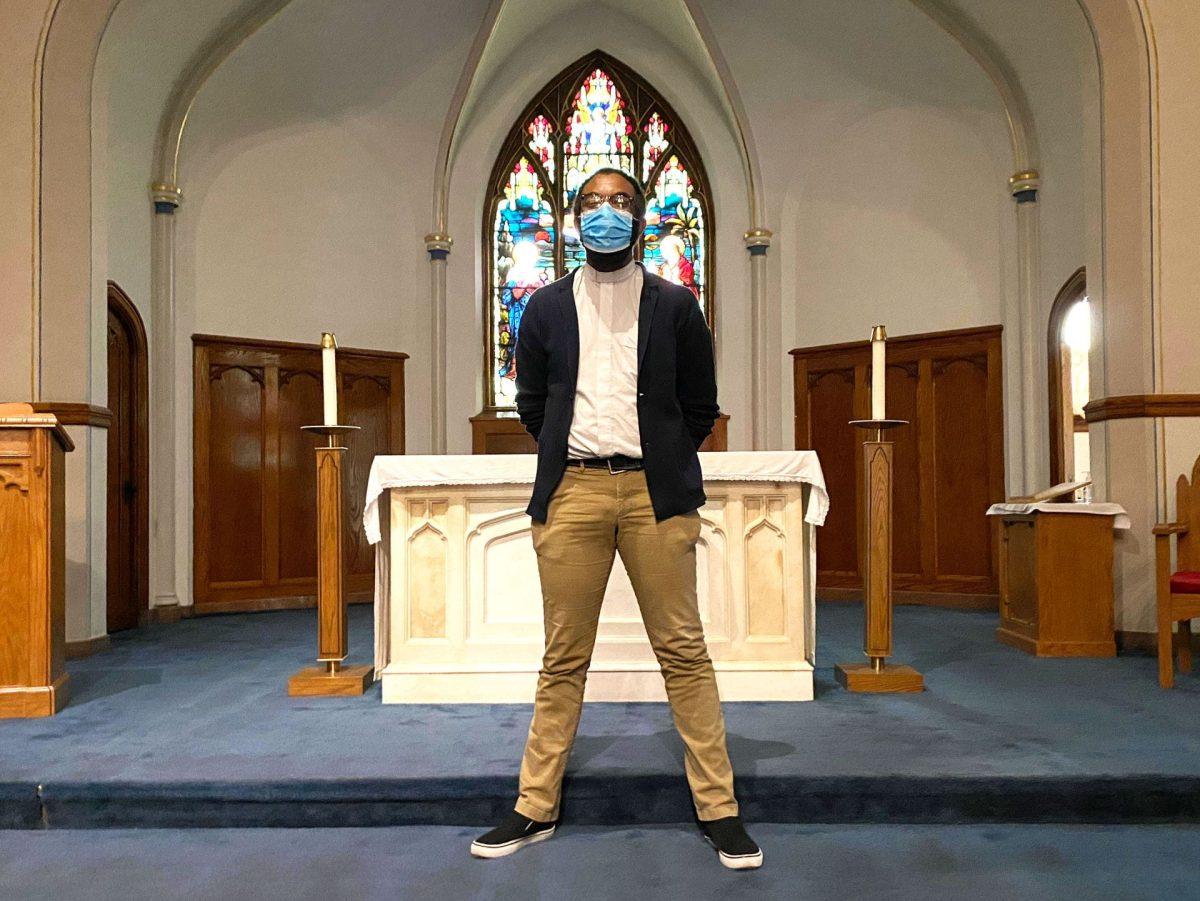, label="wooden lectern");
[994,481,1119,657]
[0,403,73,717]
